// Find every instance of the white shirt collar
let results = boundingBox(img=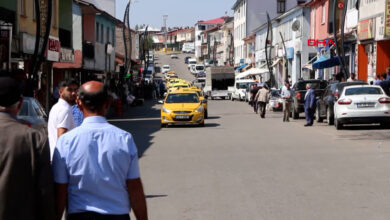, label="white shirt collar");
[58,98,71,108]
